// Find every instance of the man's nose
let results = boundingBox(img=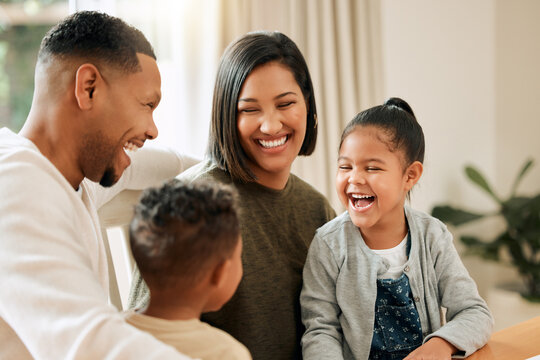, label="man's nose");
[145,117,158,140]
